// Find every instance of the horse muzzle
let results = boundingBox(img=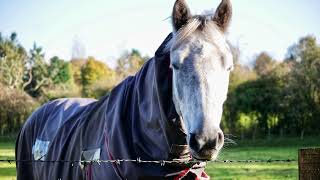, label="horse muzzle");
[189,130,224,160]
